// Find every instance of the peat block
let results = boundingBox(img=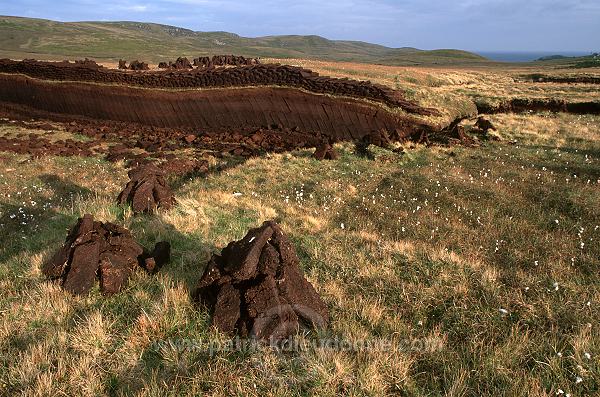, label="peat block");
[475,117,497,132]
[193,221,329,341]
[117,164,175,213]
[313,143,338,160]
[42,214,170,295]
